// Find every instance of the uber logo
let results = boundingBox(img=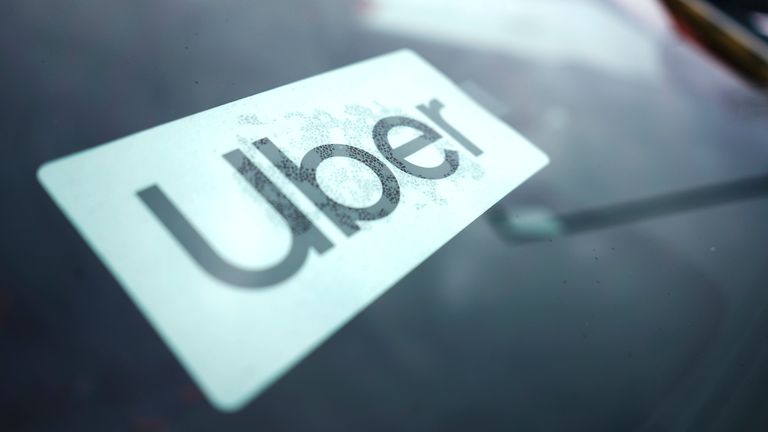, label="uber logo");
[138,102,481,288]
[37,50,548,411]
